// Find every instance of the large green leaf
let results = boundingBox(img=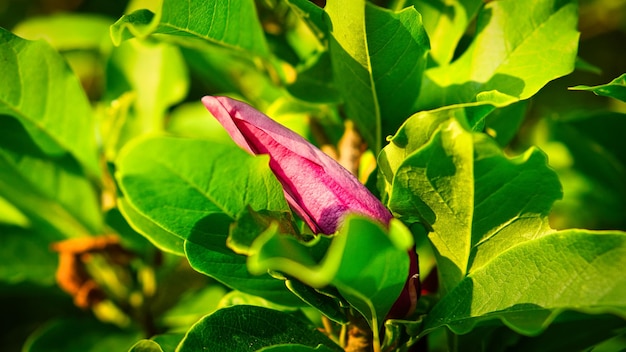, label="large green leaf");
[325,0,430,151]
[416,0,579,110]
[569,73,626,102]
[115,136,300,305]
[0,114,102,237]
[379,110,561,293]
[110,0,269,58]
[379,106,626,339]
[176,305,341,352]
[248,215,413,343]
[422,229,626,336]
[23,317,142,352]
[0,28,99,176]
